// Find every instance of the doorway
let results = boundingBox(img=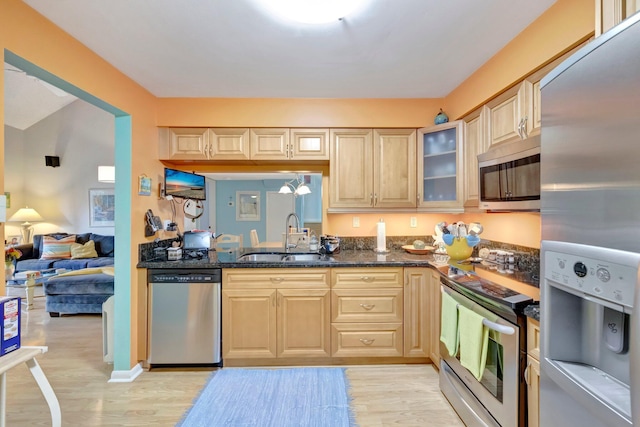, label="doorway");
[266,191,294,242]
